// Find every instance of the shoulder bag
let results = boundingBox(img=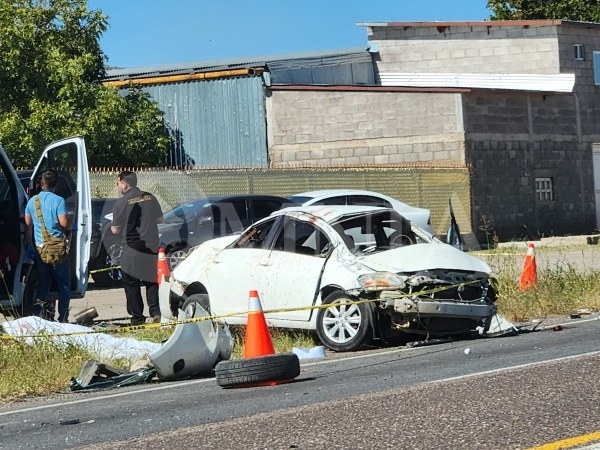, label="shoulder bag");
[34,195,69,266]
